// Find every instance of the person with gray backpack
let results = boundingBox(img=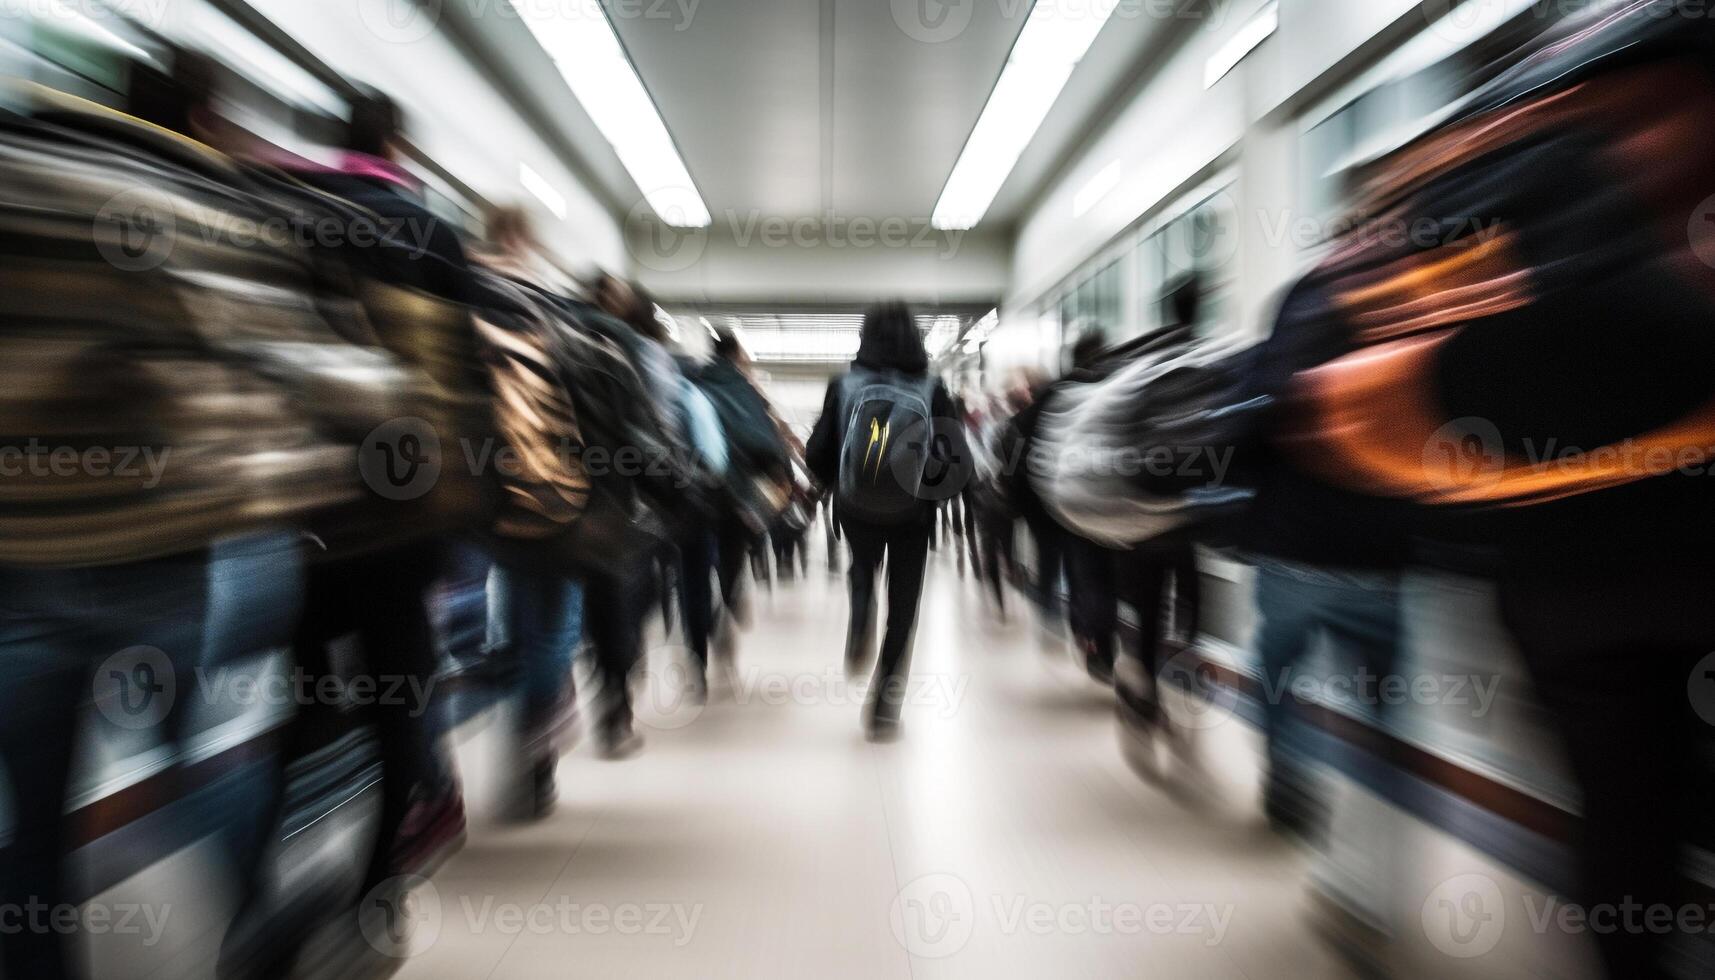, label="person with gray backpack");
[806,302,969,741]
